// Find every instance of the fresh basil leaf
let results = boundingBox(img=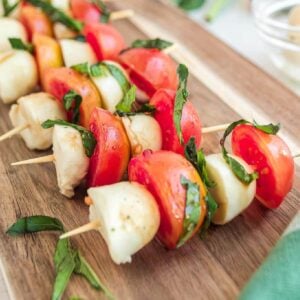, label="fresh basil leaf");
[115,85,136,114]
[52,241,77,300]
[131,38,173,50]
[71,62,90,76]
[253,120,280,135]
[174,64,189,144]
[6,216,64,236]
[91,0,111,23]
[42,120,97,157]
[103,62,131,95]
[184,137,215,188]
[90,63,110,78]
[174,0,206,10]
[199,192,218,239]
[27,0,83,32]
[2,0,19,16]
[63,90,82,124]
[177,176,201,248]
[74,253,114,299]
[8,38,34,53]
